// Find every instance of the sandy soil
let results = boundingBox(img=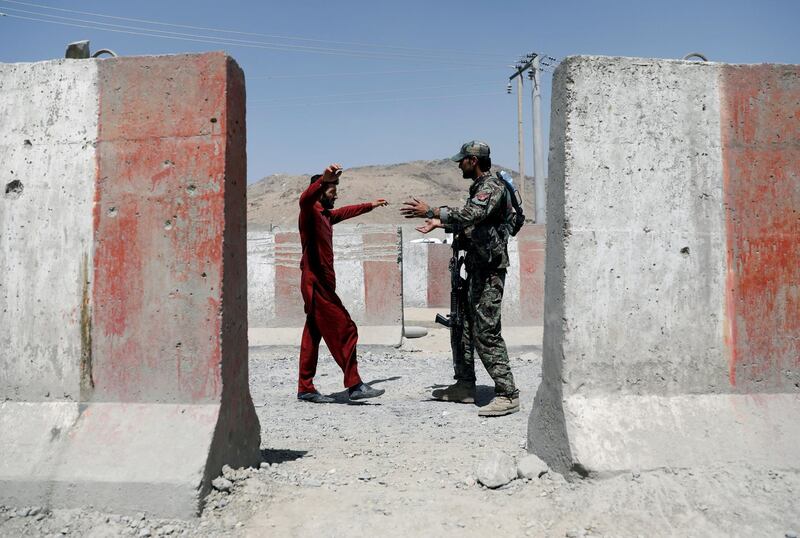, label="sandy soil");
[2,340,798,537]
